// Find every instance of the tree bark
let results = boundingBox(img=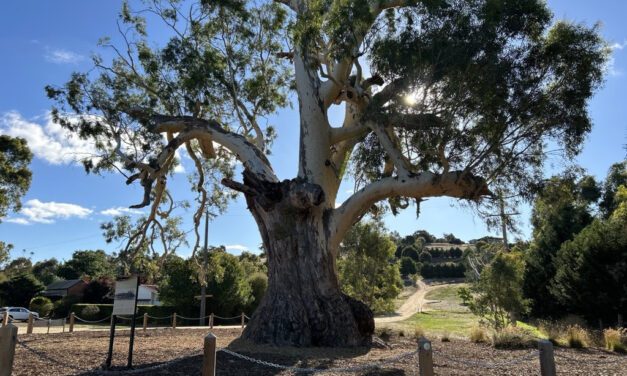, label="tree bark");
[236,175,374,347]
